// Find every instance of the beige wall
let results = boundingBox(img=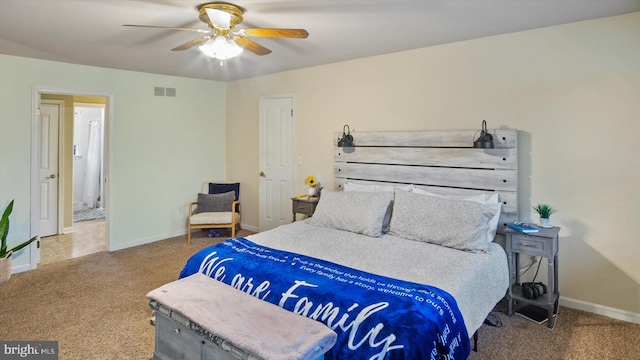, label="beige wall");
[227,13,640,317]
